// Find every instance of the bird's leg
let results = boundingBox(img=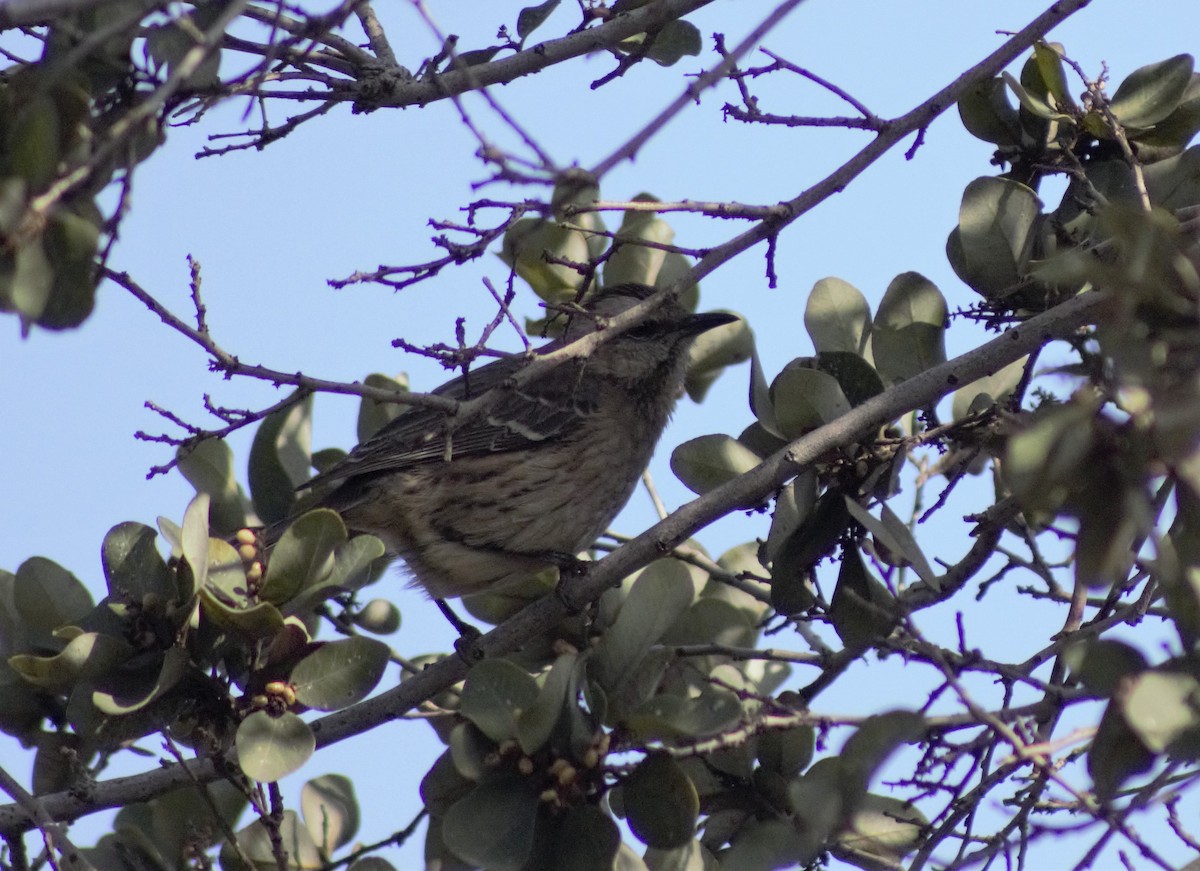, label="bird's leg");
[435,598,483,662]
[547,551,591,614]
